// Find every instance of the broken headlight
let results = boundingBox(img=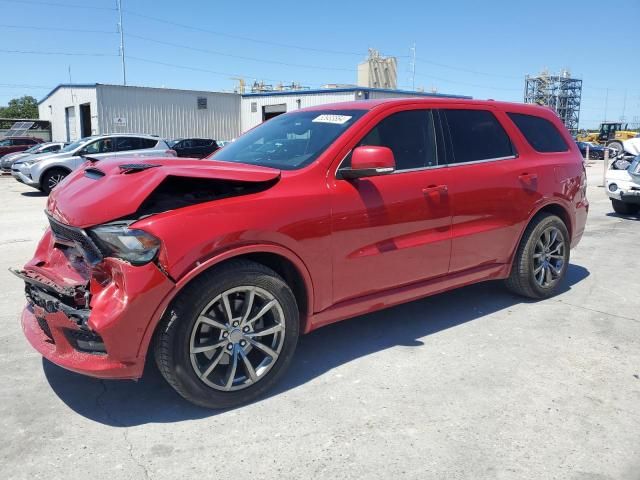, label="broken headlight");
[90,224,161,265]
